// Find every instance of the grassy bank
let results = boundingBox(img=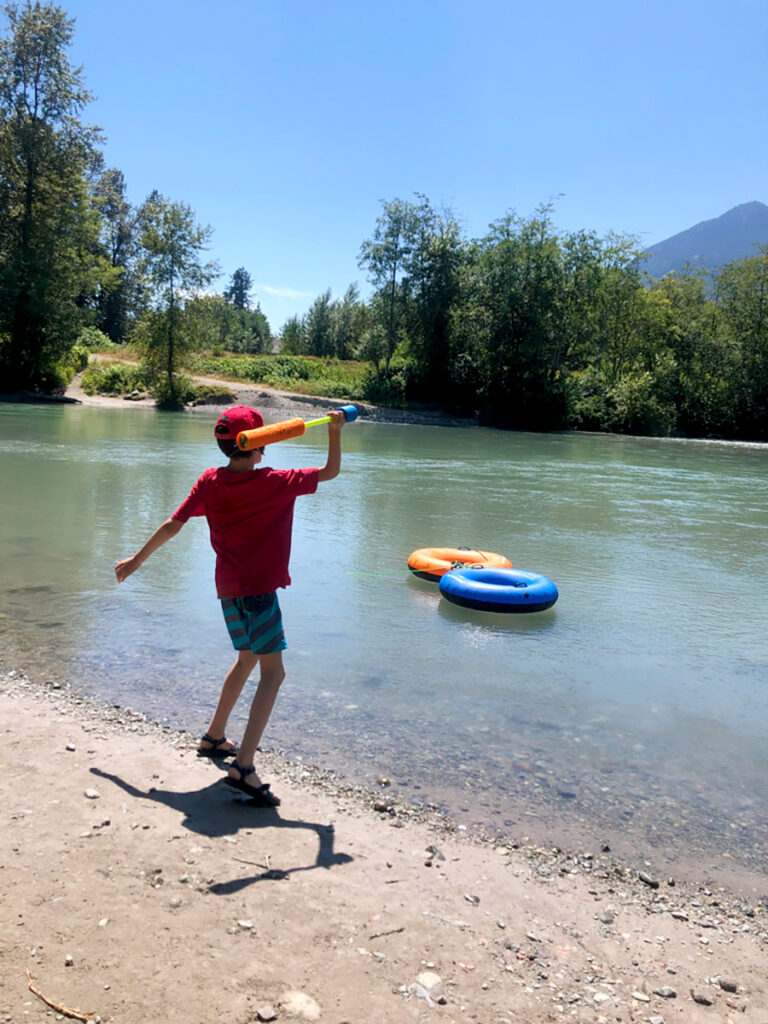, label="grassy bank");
[80,351,372,405]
